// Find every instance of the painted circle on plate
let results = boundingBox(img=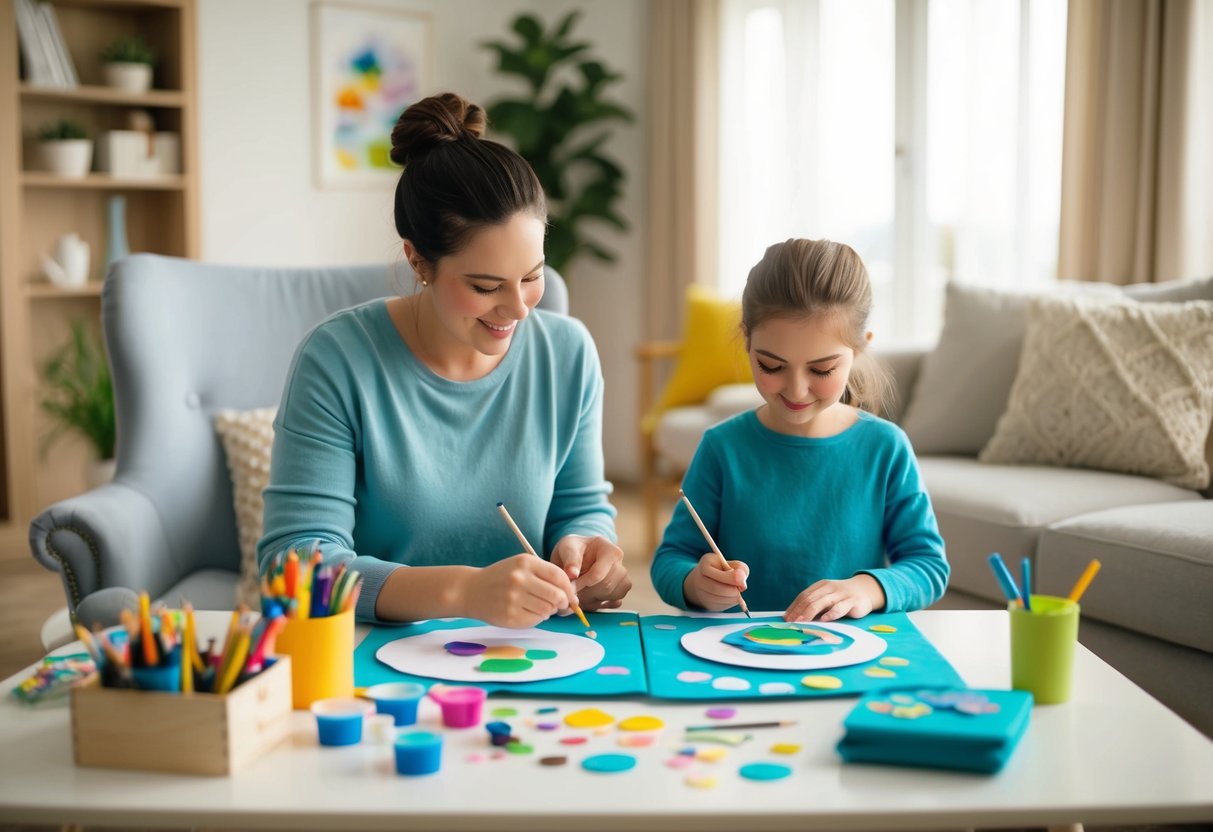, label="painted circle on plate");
[680,621,886,670]
[376,626,605,683]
